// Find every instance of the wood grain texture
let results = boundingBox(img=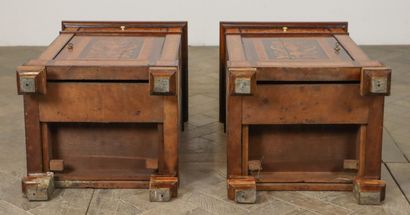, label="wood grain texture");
[23,95,43,173]
[227,69,243,177]
[38,83,163,123]
[226,35,247,62]
[156,35,181,66]
[41,123,51,171]
[256,172,355,183]
[45,66,150,80]
[256,67,361,81]
[55,180,149,189]
[219,23,227,123]
[358,125,367,177]
[364,96,385,179]
[37,34,74,60]
[249,124,358,172]
[242,84,371,124]
[257,183,352,191]
[334,35,370,62]
[241,125,249,175]
[51,123,159,181]
[163,94,179,176]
